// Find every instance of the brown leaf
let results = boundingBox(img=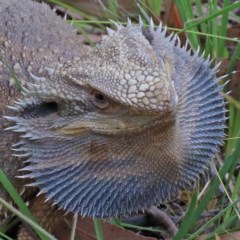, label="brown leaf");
[53,215,157,240]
